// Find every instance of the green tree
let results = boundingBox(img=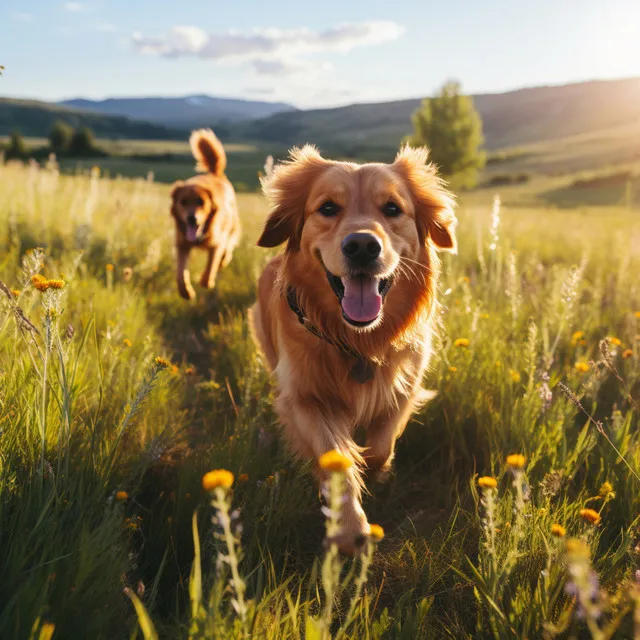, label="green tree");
[407,80,485,188]
[49,120,73,153]
[5,131,27,160]
[69,127,96,156]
